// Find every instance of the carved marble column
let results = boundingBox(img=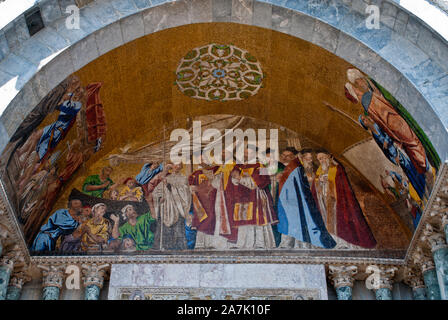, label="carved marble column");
[328,265,357,300]
[365,265,397,300]
[82,264,109,300]
[39,265,65,300]
[0,257,14,300]
[422,223,448,300]
[6,272,31,300]
[404,267,427,300]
